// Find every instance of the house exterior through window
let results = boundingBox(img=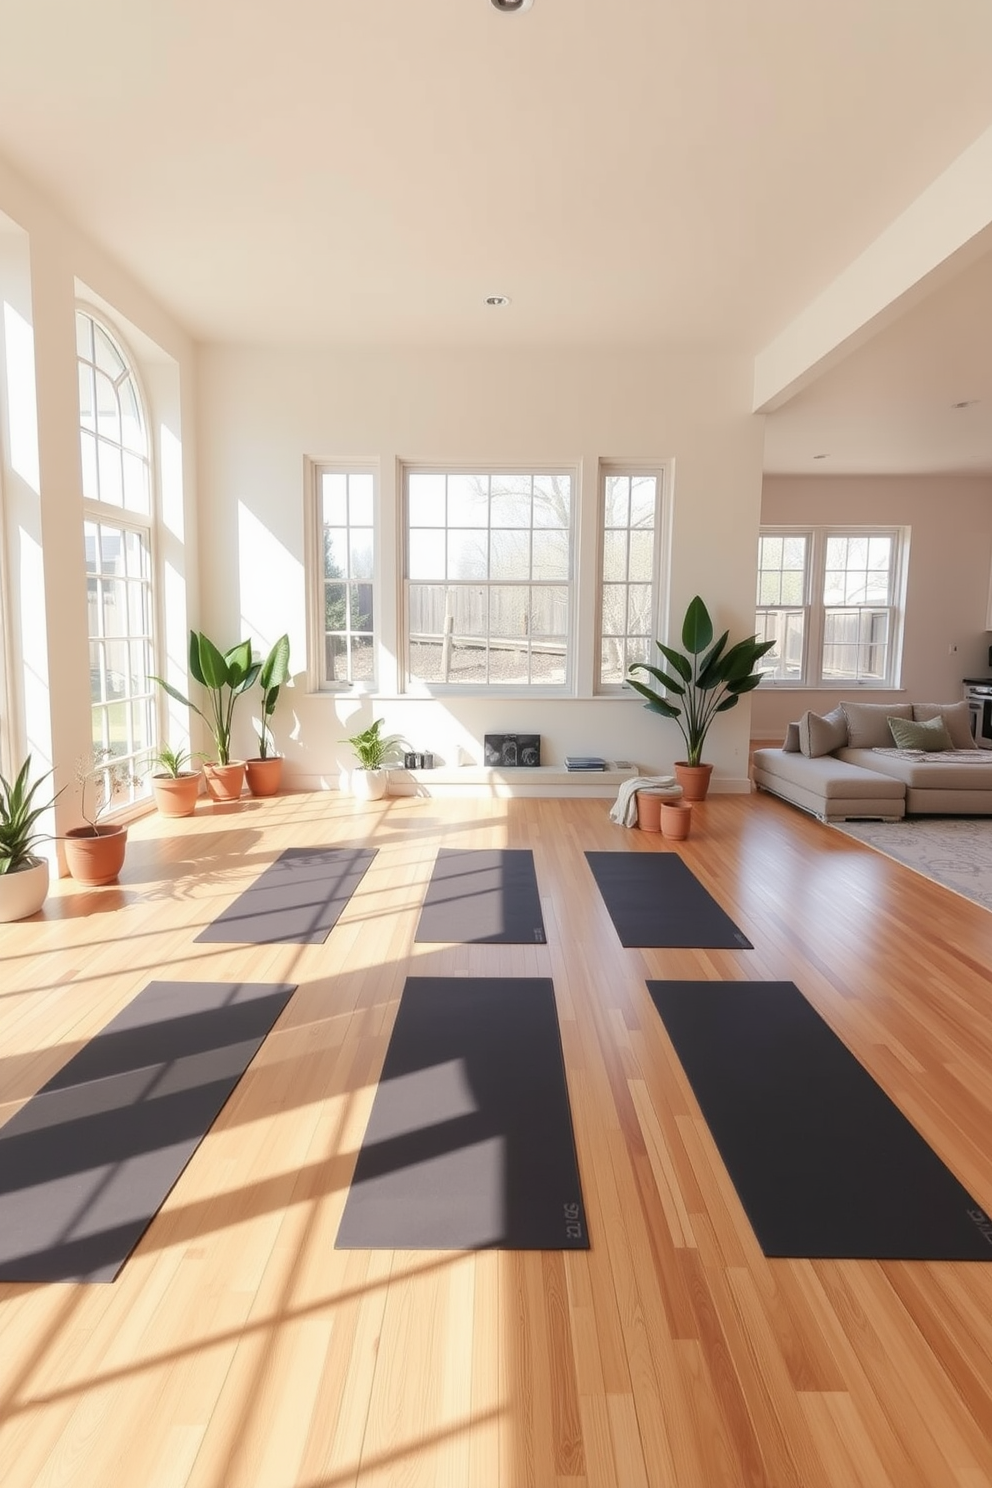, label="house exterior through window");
[756,526,909,687]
